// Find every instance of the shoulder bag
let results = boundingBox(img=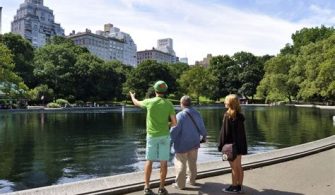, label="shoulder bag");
[222,143,237,161]
[184,110,206,143]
